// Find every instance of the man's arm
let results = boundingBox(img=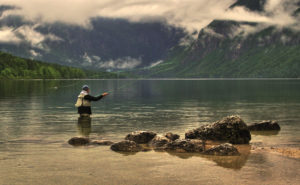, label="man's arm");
[84,92,109,101]
[84,94,103,101]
